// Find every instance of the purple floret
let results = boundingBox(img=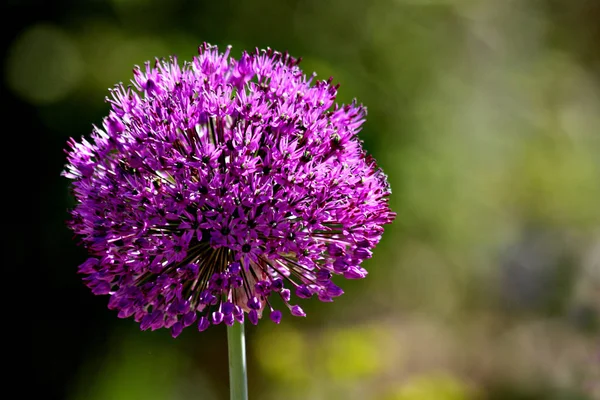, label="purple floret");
[63,43,395,337]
